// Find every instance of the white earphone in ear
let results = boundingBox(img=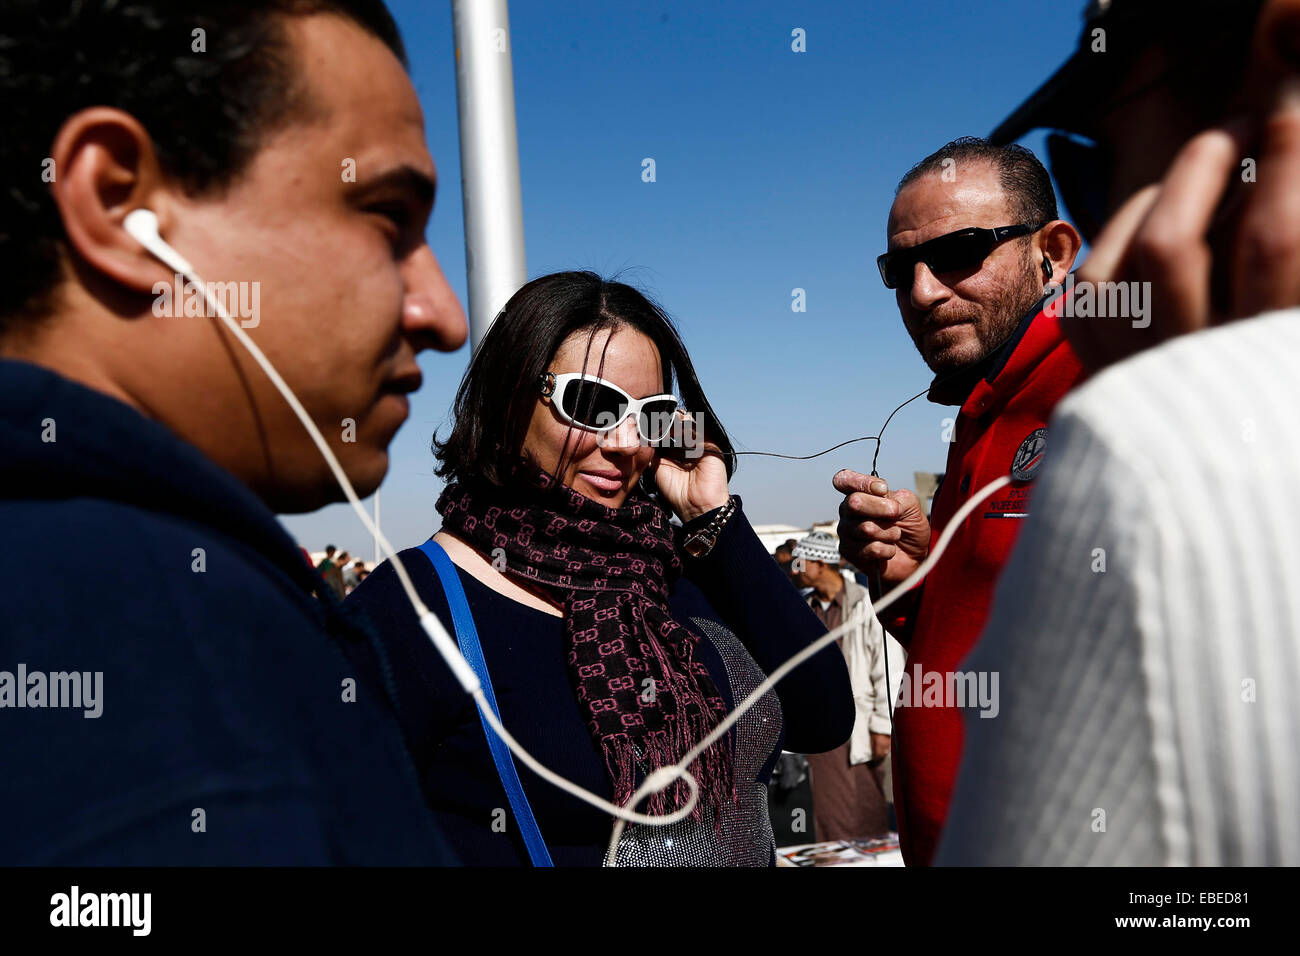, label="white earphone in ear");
[113,203,996,860]
[121,206,483,700]
[123,208,195,276]
[122,207,158,241]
